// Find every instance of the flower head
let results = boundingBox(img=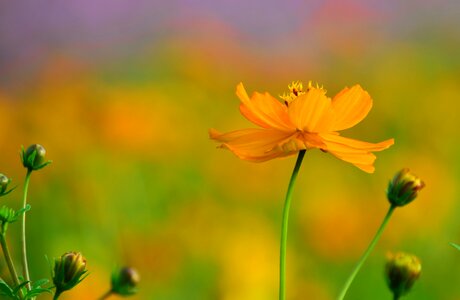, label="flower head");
[210,81,394,173]
[53,252,88,294]
[385,252,421,298]
[111,267,140,296]
[387,168,425,207]
[0,174,15,197]
[21,144,52,171]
